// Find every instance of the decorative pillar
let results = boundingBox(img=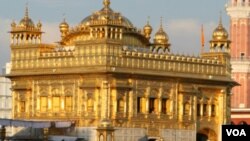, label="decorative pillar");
[128,90,133,118]
[119,29,122,39]
[178,94,183,122]
[97,80,115,141]
[43,128,49,141]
